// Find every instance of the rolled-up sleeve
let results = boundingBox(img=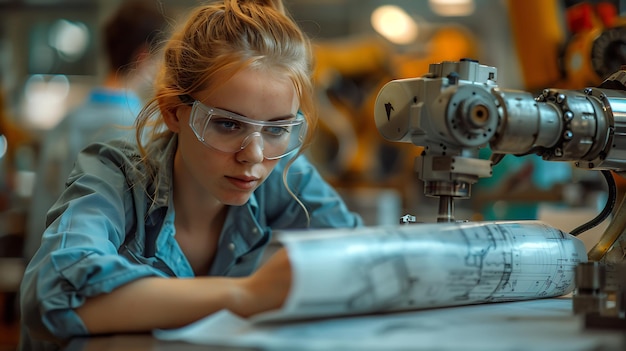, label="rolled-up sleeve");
[20,143,166,342]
